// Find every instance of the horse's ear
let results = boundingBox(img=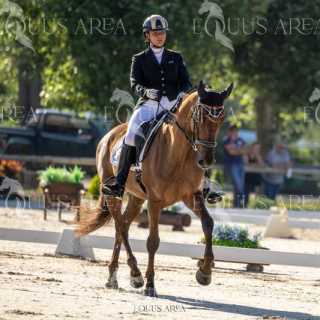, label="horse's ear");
[198,80,206,97]
[222,83,234,99]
